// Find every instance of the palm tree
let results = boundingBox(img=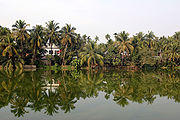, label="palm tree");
[12,20,30,52]
[105,34,113,45]
[173,32,180,41]
[30,25,44,64]
[94,36,99,42]
[0,27,11,64]
[1,34,24,70]
[79,40,104,68]
[132,32,145,51]
[60,24,76,65]
[0,26,10,42]
[144,31,156,49]
[157,36,169,63]
[45,20,60,64]
[165,37,179,63]
[114,31,134,65]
